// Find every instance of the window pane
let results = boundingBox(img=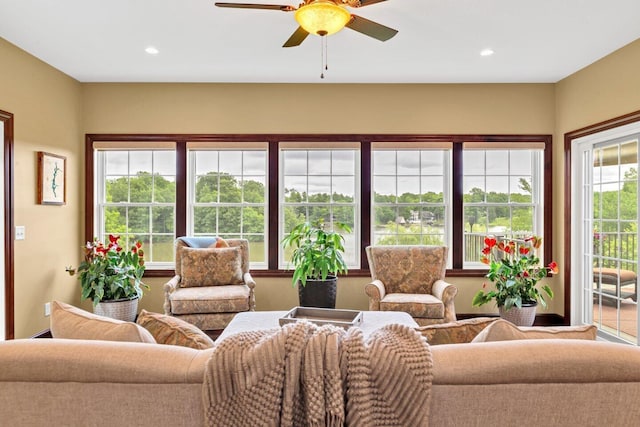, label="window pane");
[152,206,174,233]
[486,176,507,203]
[104,206,126,234]
[129,151,152,175]
[219,207,242,234]
[106,177,128,203]
[397,176,420,203]
[195,151,218,175]
[464,151,485,175]
[464,177,485,202]
[421,151,444,175]
[105,152,128,175]
[128,207,149,233]
[219,151,242,174]
[397,151,420,174]
[243,176,266,203]
[129,173,152,203]
[193,206,217,233]
[373,151,396,175]
[283,151,307,175]
[218,175,242,203]
[486,150,509,174]
[308,150,331,175]
[333,151,355,175]
[243,151,266,175]
[510,151,532,174]
[154,176,176,203]
[332,176,355,202]
[242,207,264,234]
[421,176,444,202]
[195,174,219,203]
[373,176,397,203]
[152,235,175,262]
